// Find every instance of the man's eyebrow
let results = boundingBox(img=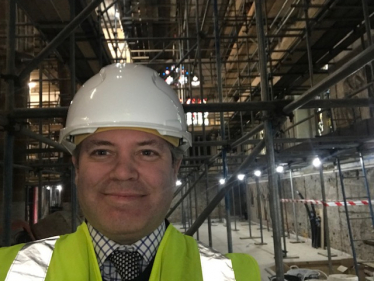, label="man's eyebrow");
[137,139,166,148]
[83,140,114,150]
